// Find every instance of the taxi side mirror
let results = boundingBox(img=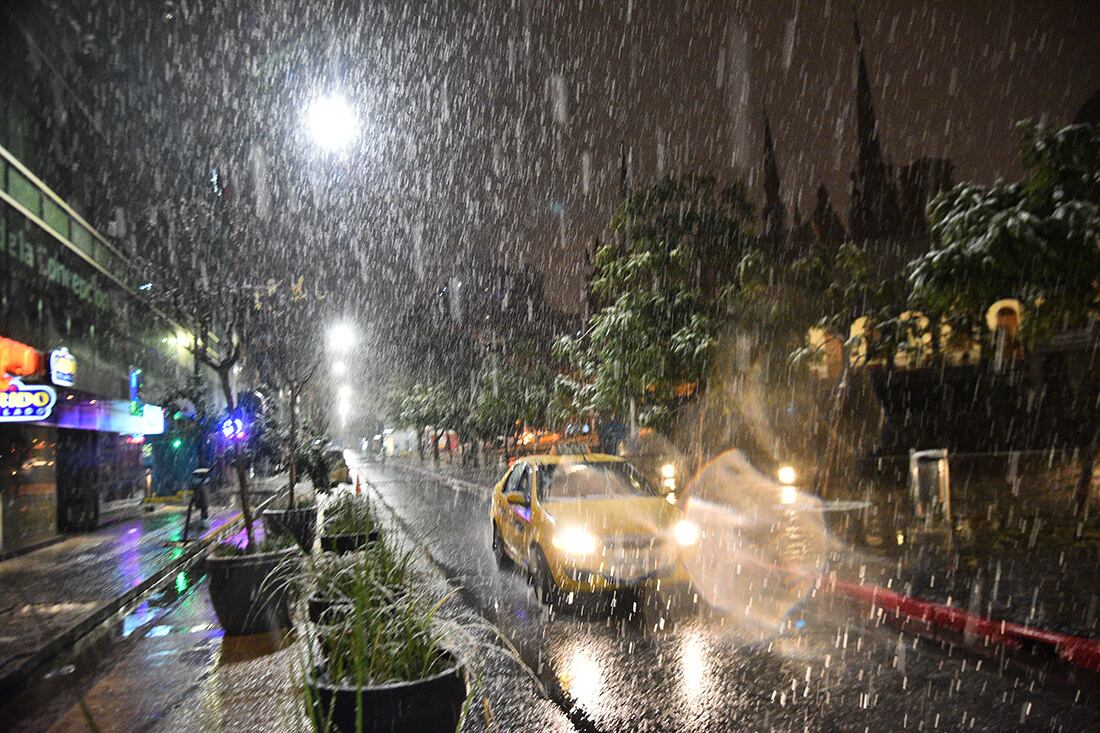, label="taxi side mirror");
[506,492,529,506]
